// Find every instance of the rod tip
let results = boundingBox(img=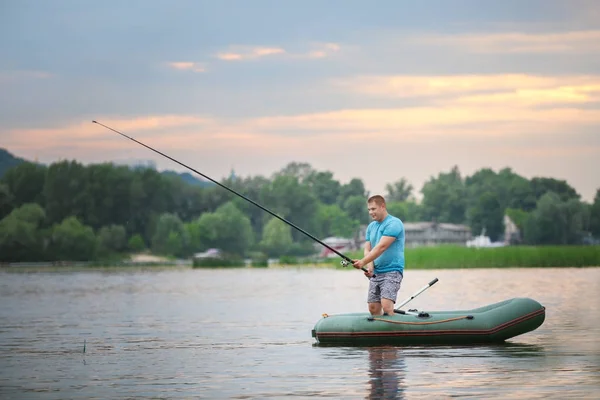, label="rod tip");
[92,120,97,123]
